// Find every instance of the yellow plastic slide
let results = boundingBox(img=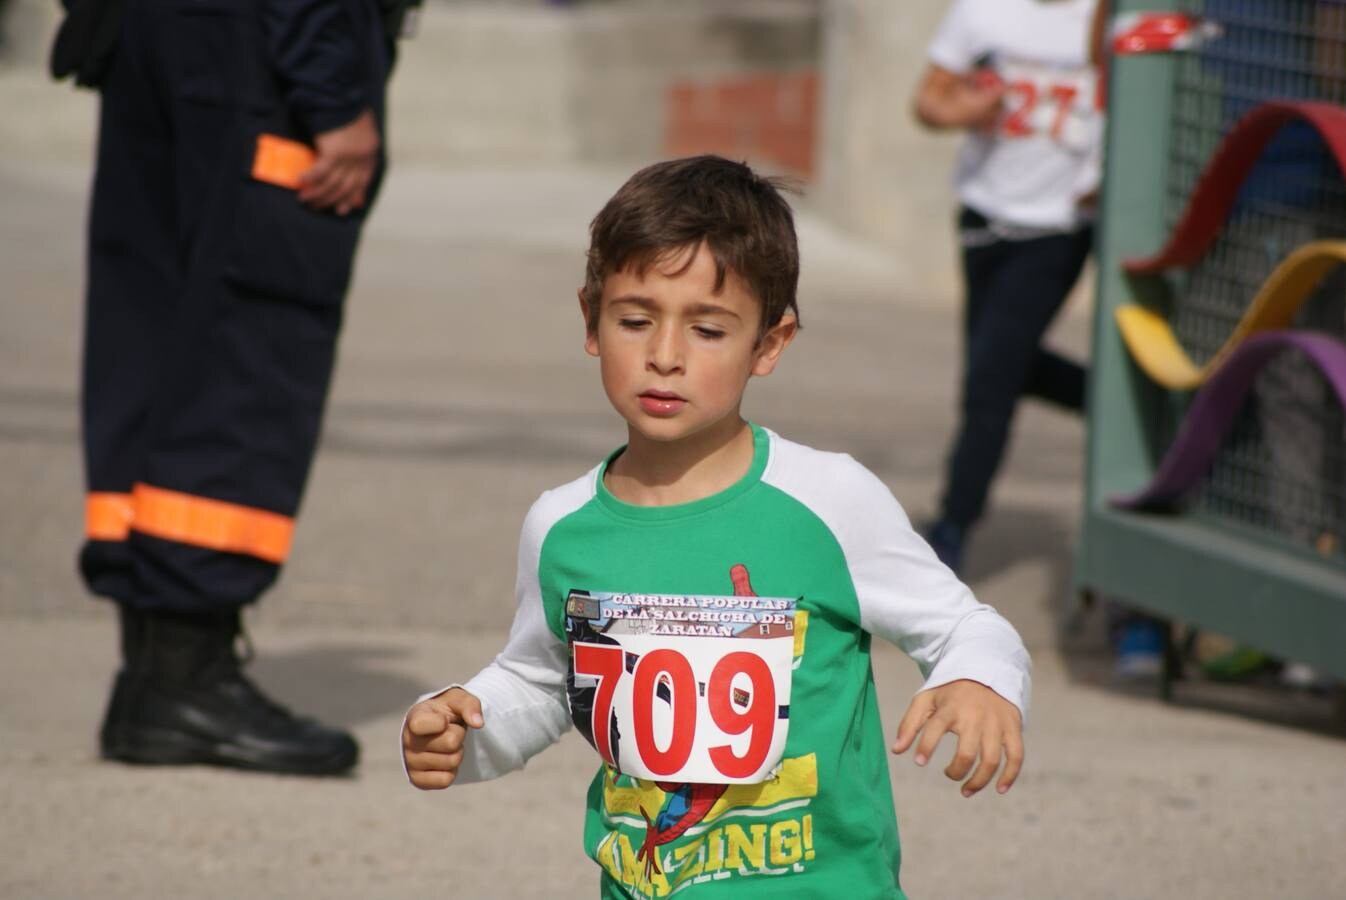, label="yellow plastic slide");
[1115,240,1346,390]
